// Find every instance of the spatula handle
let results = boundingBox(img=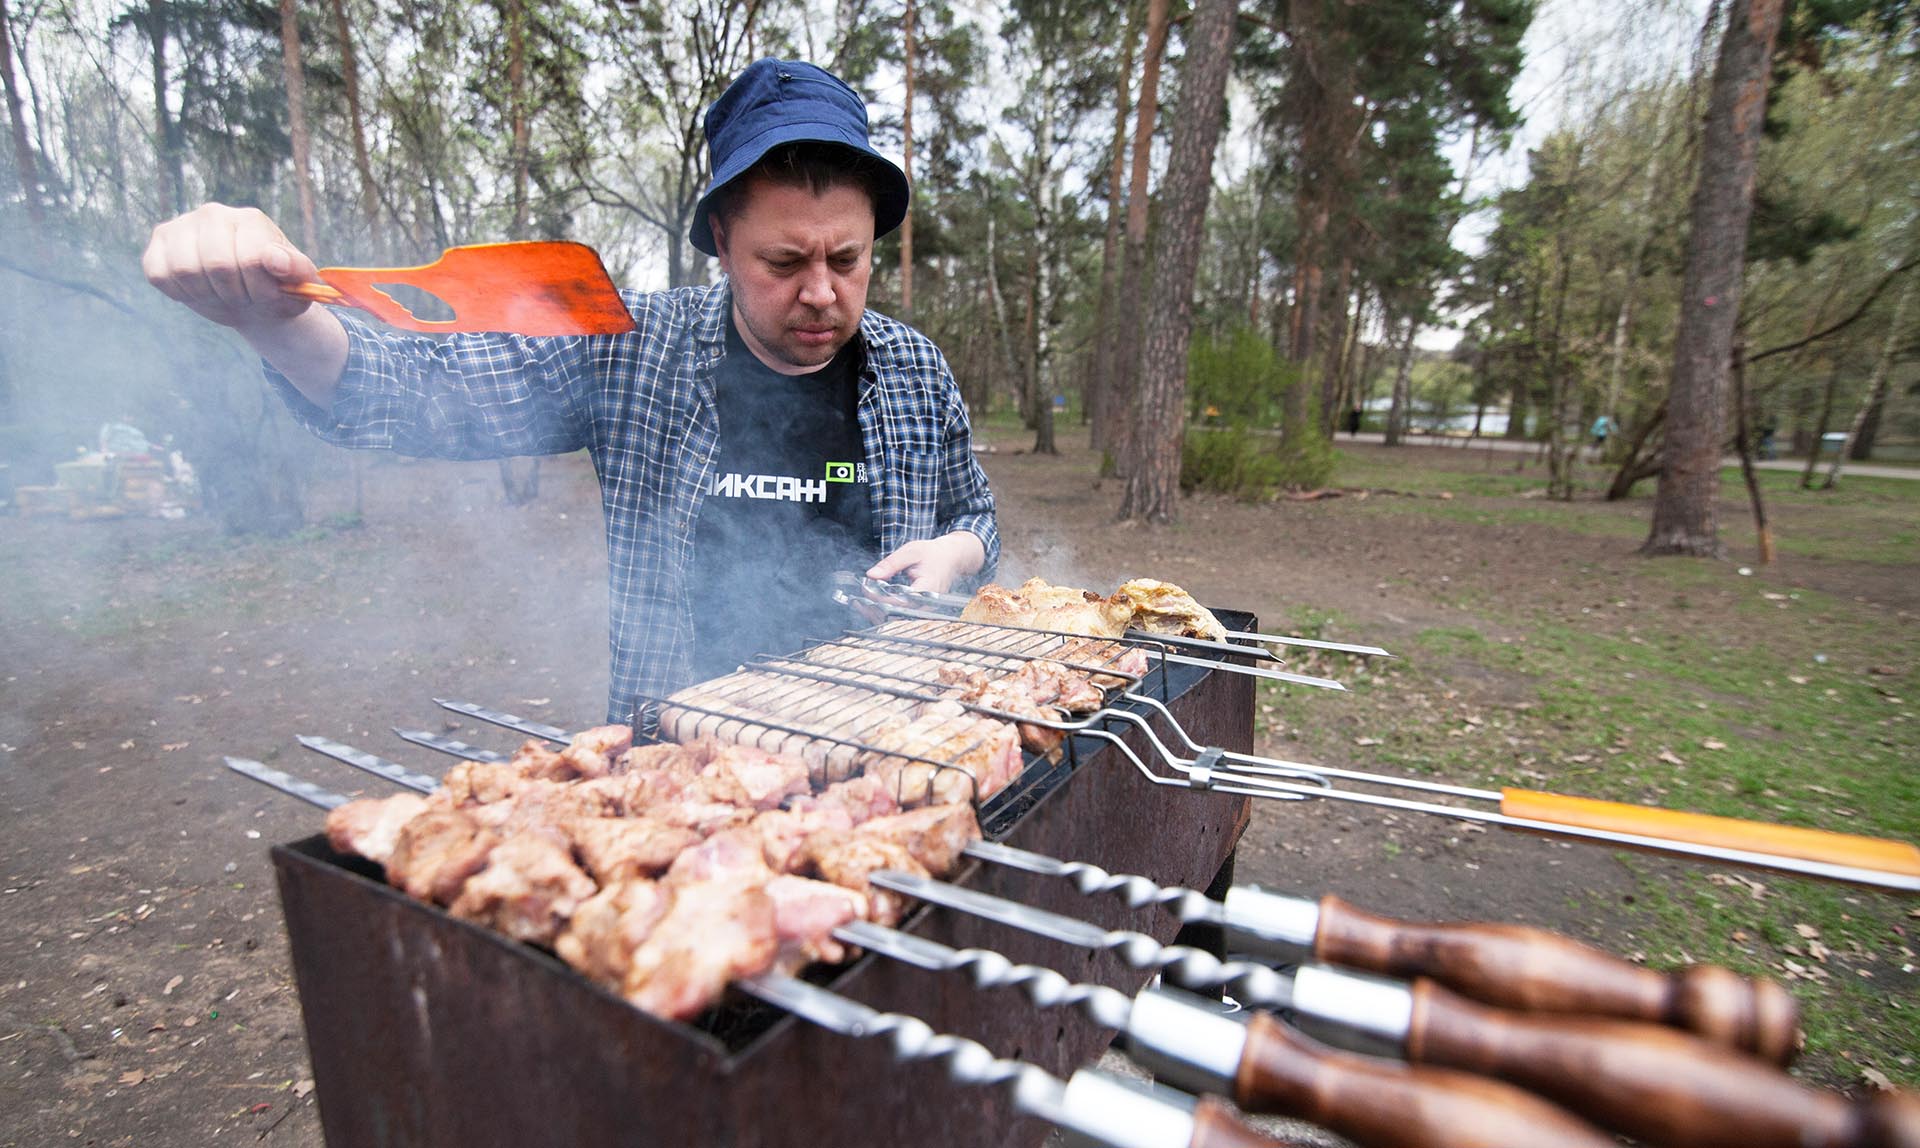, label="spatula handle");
[1313,894,1801,1063]
[1233,1011,1616,1148]
[281,281,349,304]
